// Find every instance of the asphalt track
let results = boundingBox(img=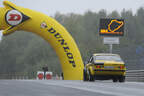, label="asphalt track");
[0,80,144,96]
